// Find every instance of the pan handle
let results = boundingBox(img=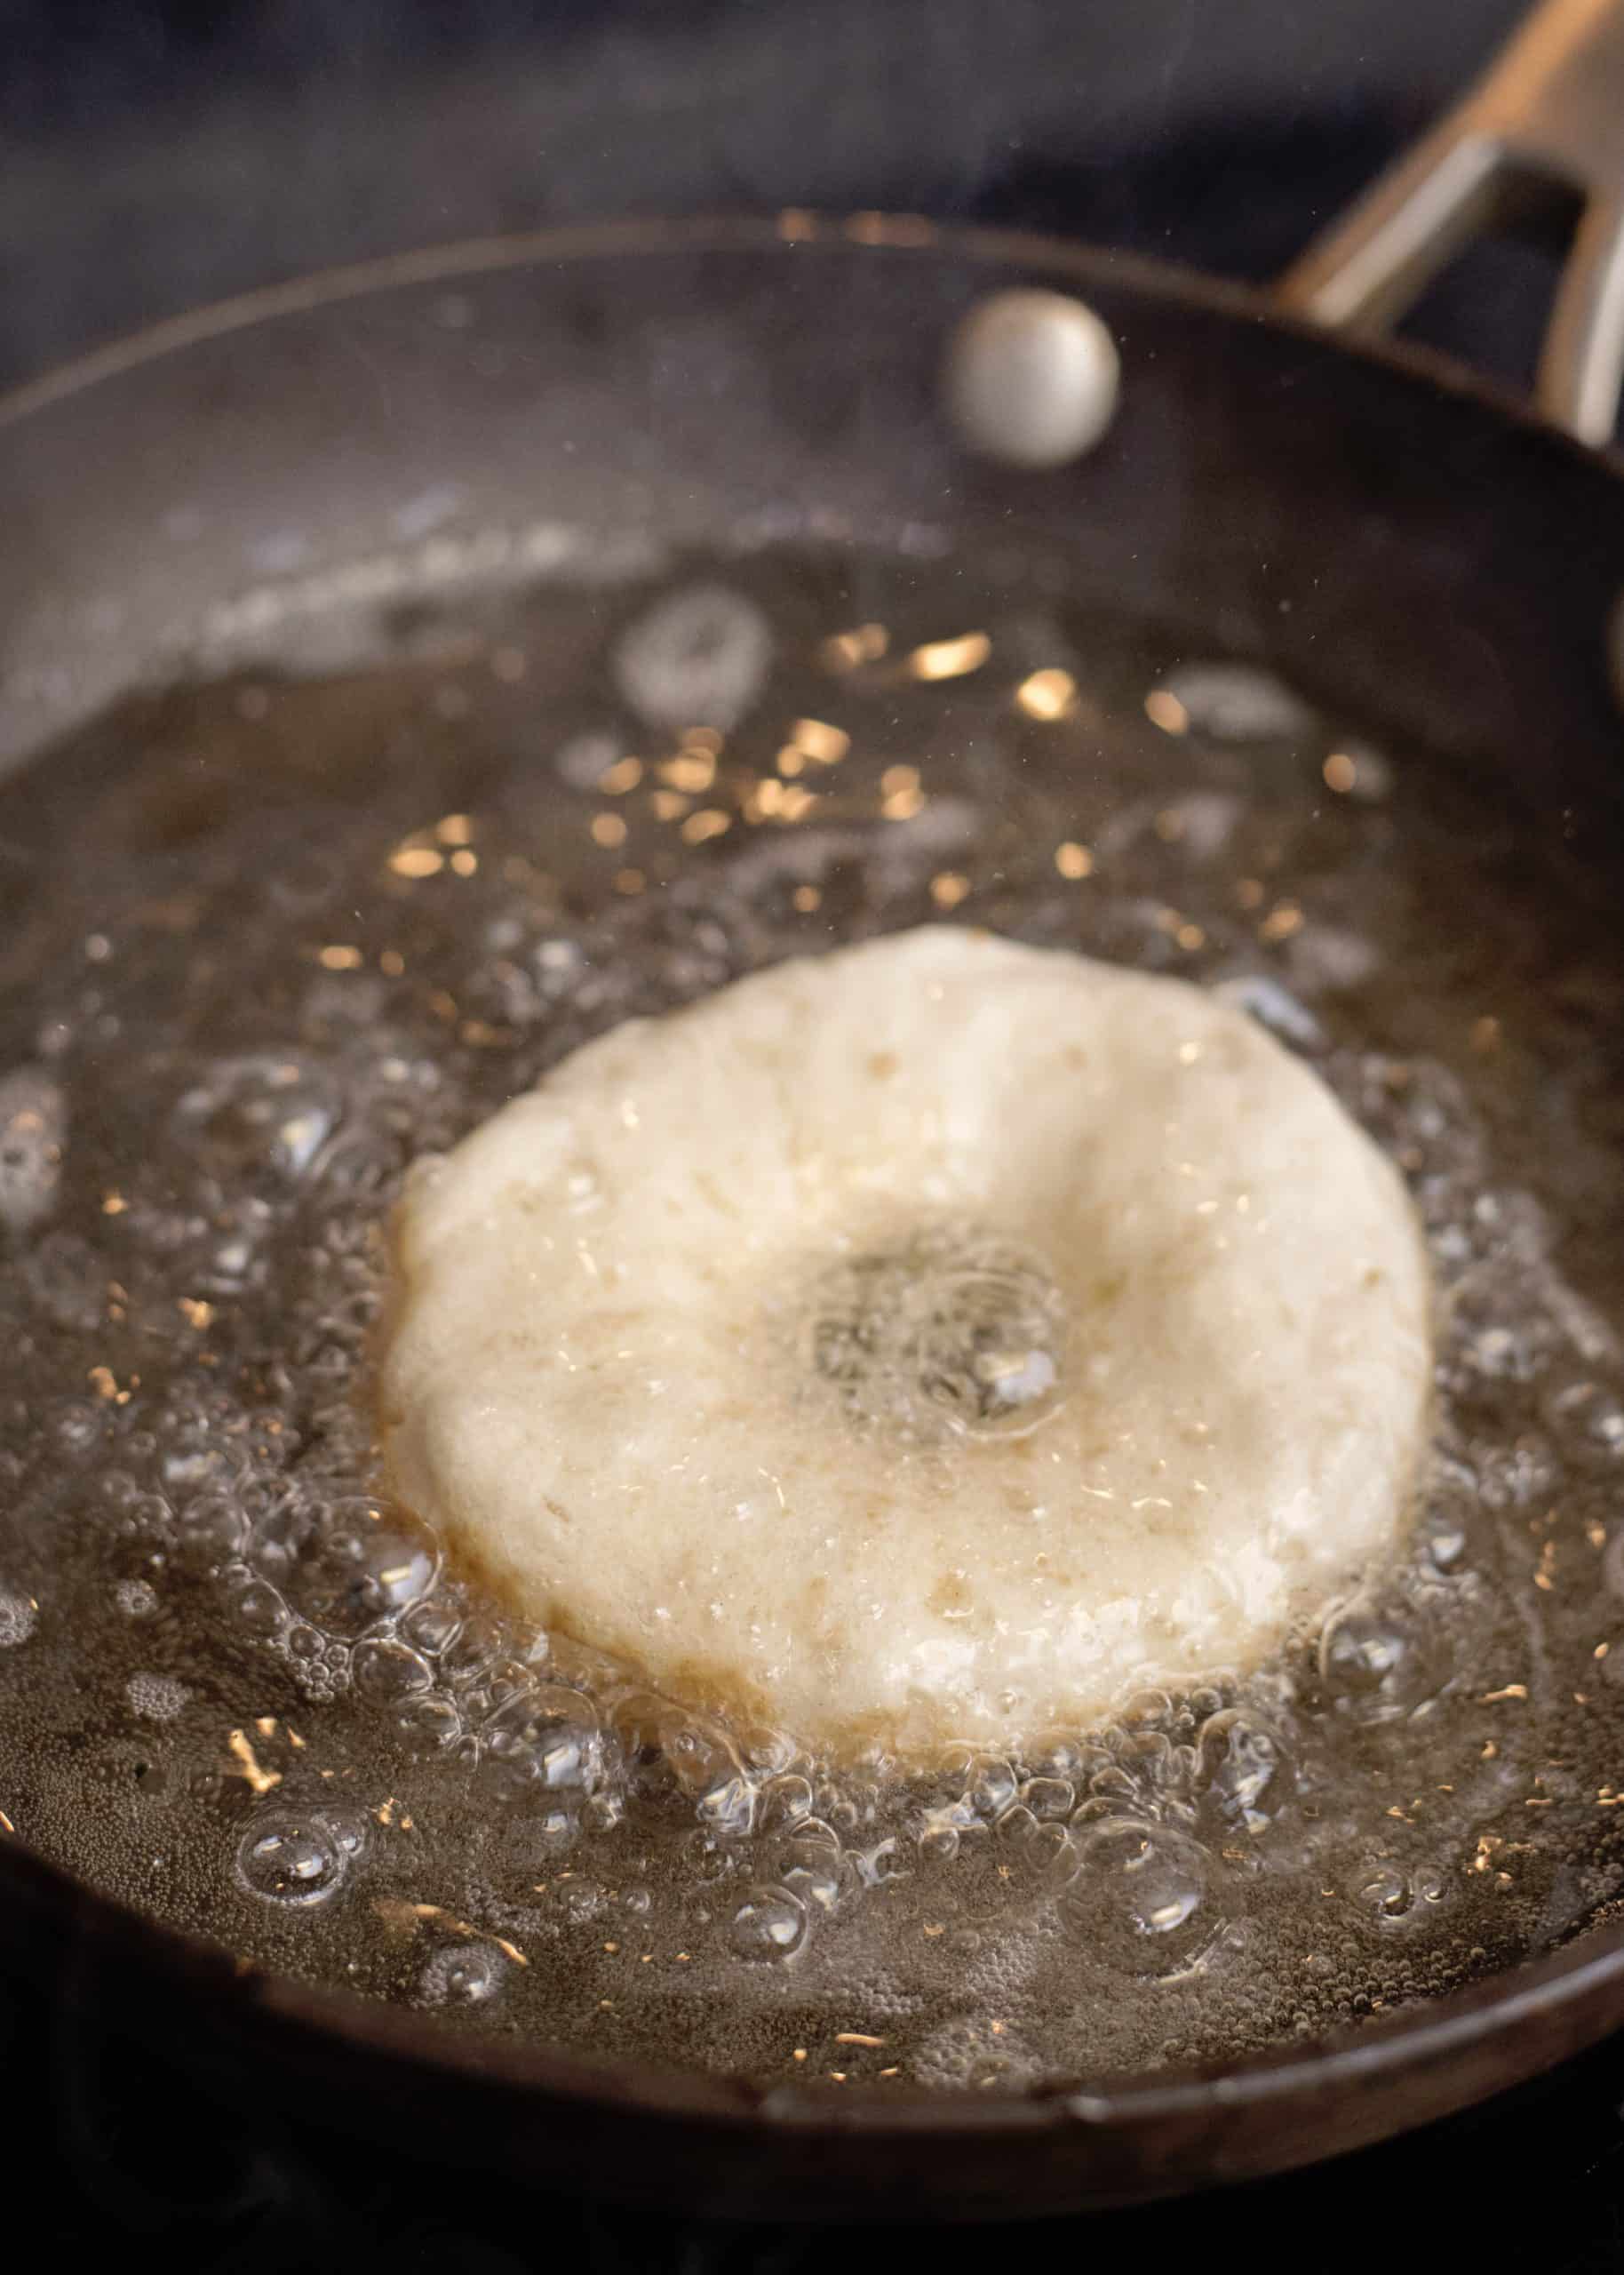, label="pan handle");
[1276,0,1624,444]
